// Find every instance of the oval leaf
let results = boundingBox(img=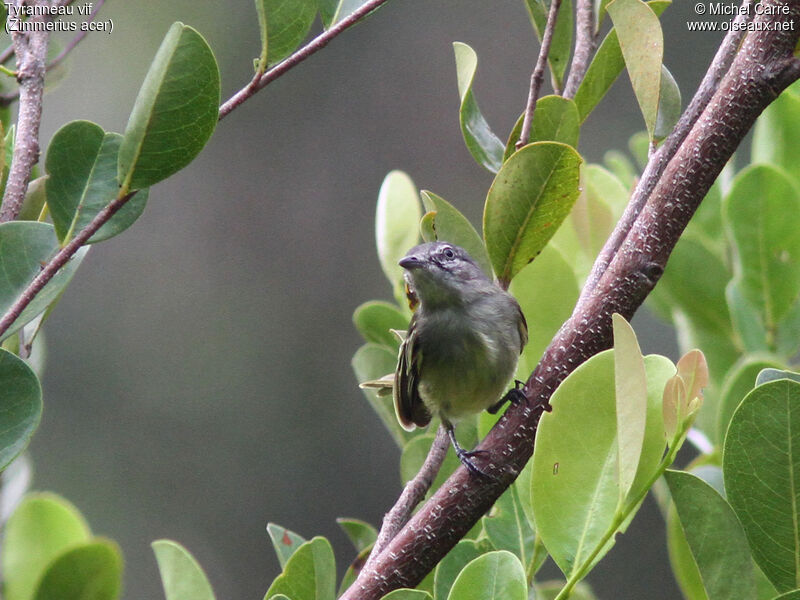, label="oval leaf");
[504,96,580,161]
[752,82,800,186]
[524,0,574,90]
[447,551,526,600]
[375,170,421,303]
[0,222,88,342]
[267,523,307,570]
[723,379,800,592]
[257,0,315,66]
[420,190,492,277]
[352,301,408,349]
[263,537,336,600]
[0,349,41,474]
[483,141,582,286]
[152,540,215,600]
[654,64,681,141]
[434,540,490,600]
[381,591,431,600]
[118,23,220,191]
[612,314,648,503]
[46,122,147,244]
[336,518,377,553]
[34,540,123,600]
[3,493,91,600]
[453,42,504,173]
[607,0,664,139]
[724,165,800,329]
[665,470,755,599]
